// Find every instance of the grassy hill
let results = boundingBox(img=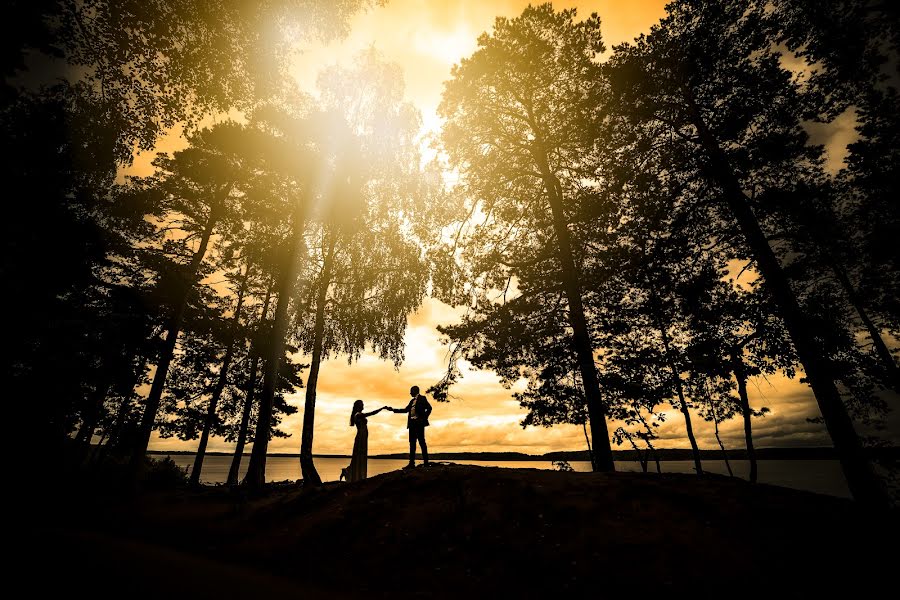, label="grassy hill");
[38,463,896,598]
